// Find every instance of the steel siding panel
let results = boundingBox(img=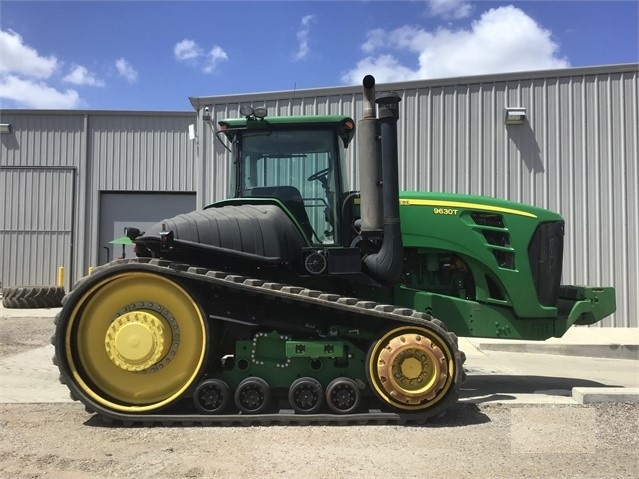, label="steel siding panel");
[0,168,73,287]
[0,114,83,167]
[90,115,195,192]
